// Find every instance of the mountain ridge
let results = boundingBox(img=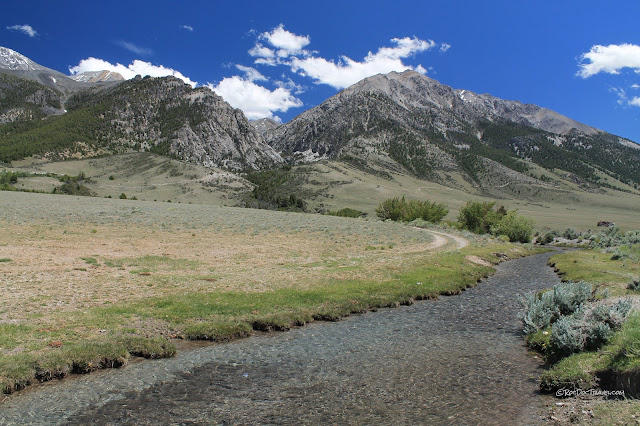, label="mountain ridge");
[1,47,639,196]
[263,70,640,192]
